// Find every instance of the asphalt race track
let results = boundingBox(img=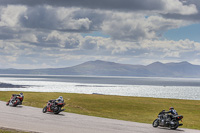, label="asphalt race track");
[0,101,199,133]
